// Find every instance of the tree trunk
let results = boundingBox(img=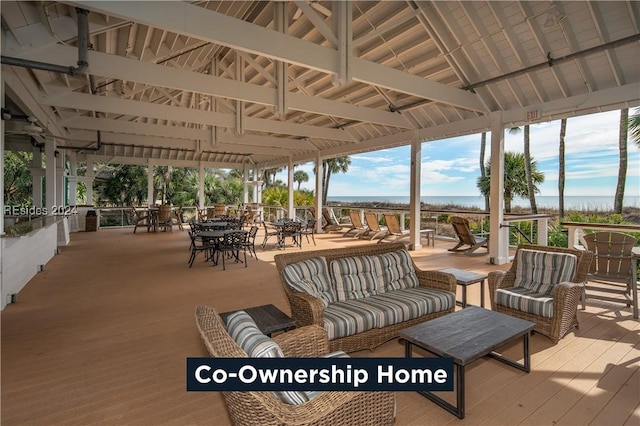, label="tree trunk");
[523,125,538,213]
[480,132,489,211]
[558,118,567,218]
[614,108,628,213]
